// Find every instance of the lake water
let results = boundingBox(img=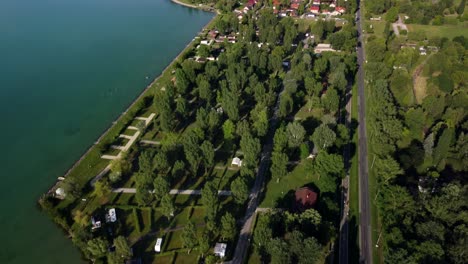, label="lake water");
[0,0,213,262]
